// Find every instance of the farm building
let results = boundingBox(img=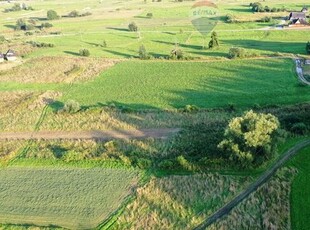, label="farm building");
[5,49,17,61]
[305,60,310,65]
[301,7,308,13]
[0,53,4,63]
[288,12,309,26]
